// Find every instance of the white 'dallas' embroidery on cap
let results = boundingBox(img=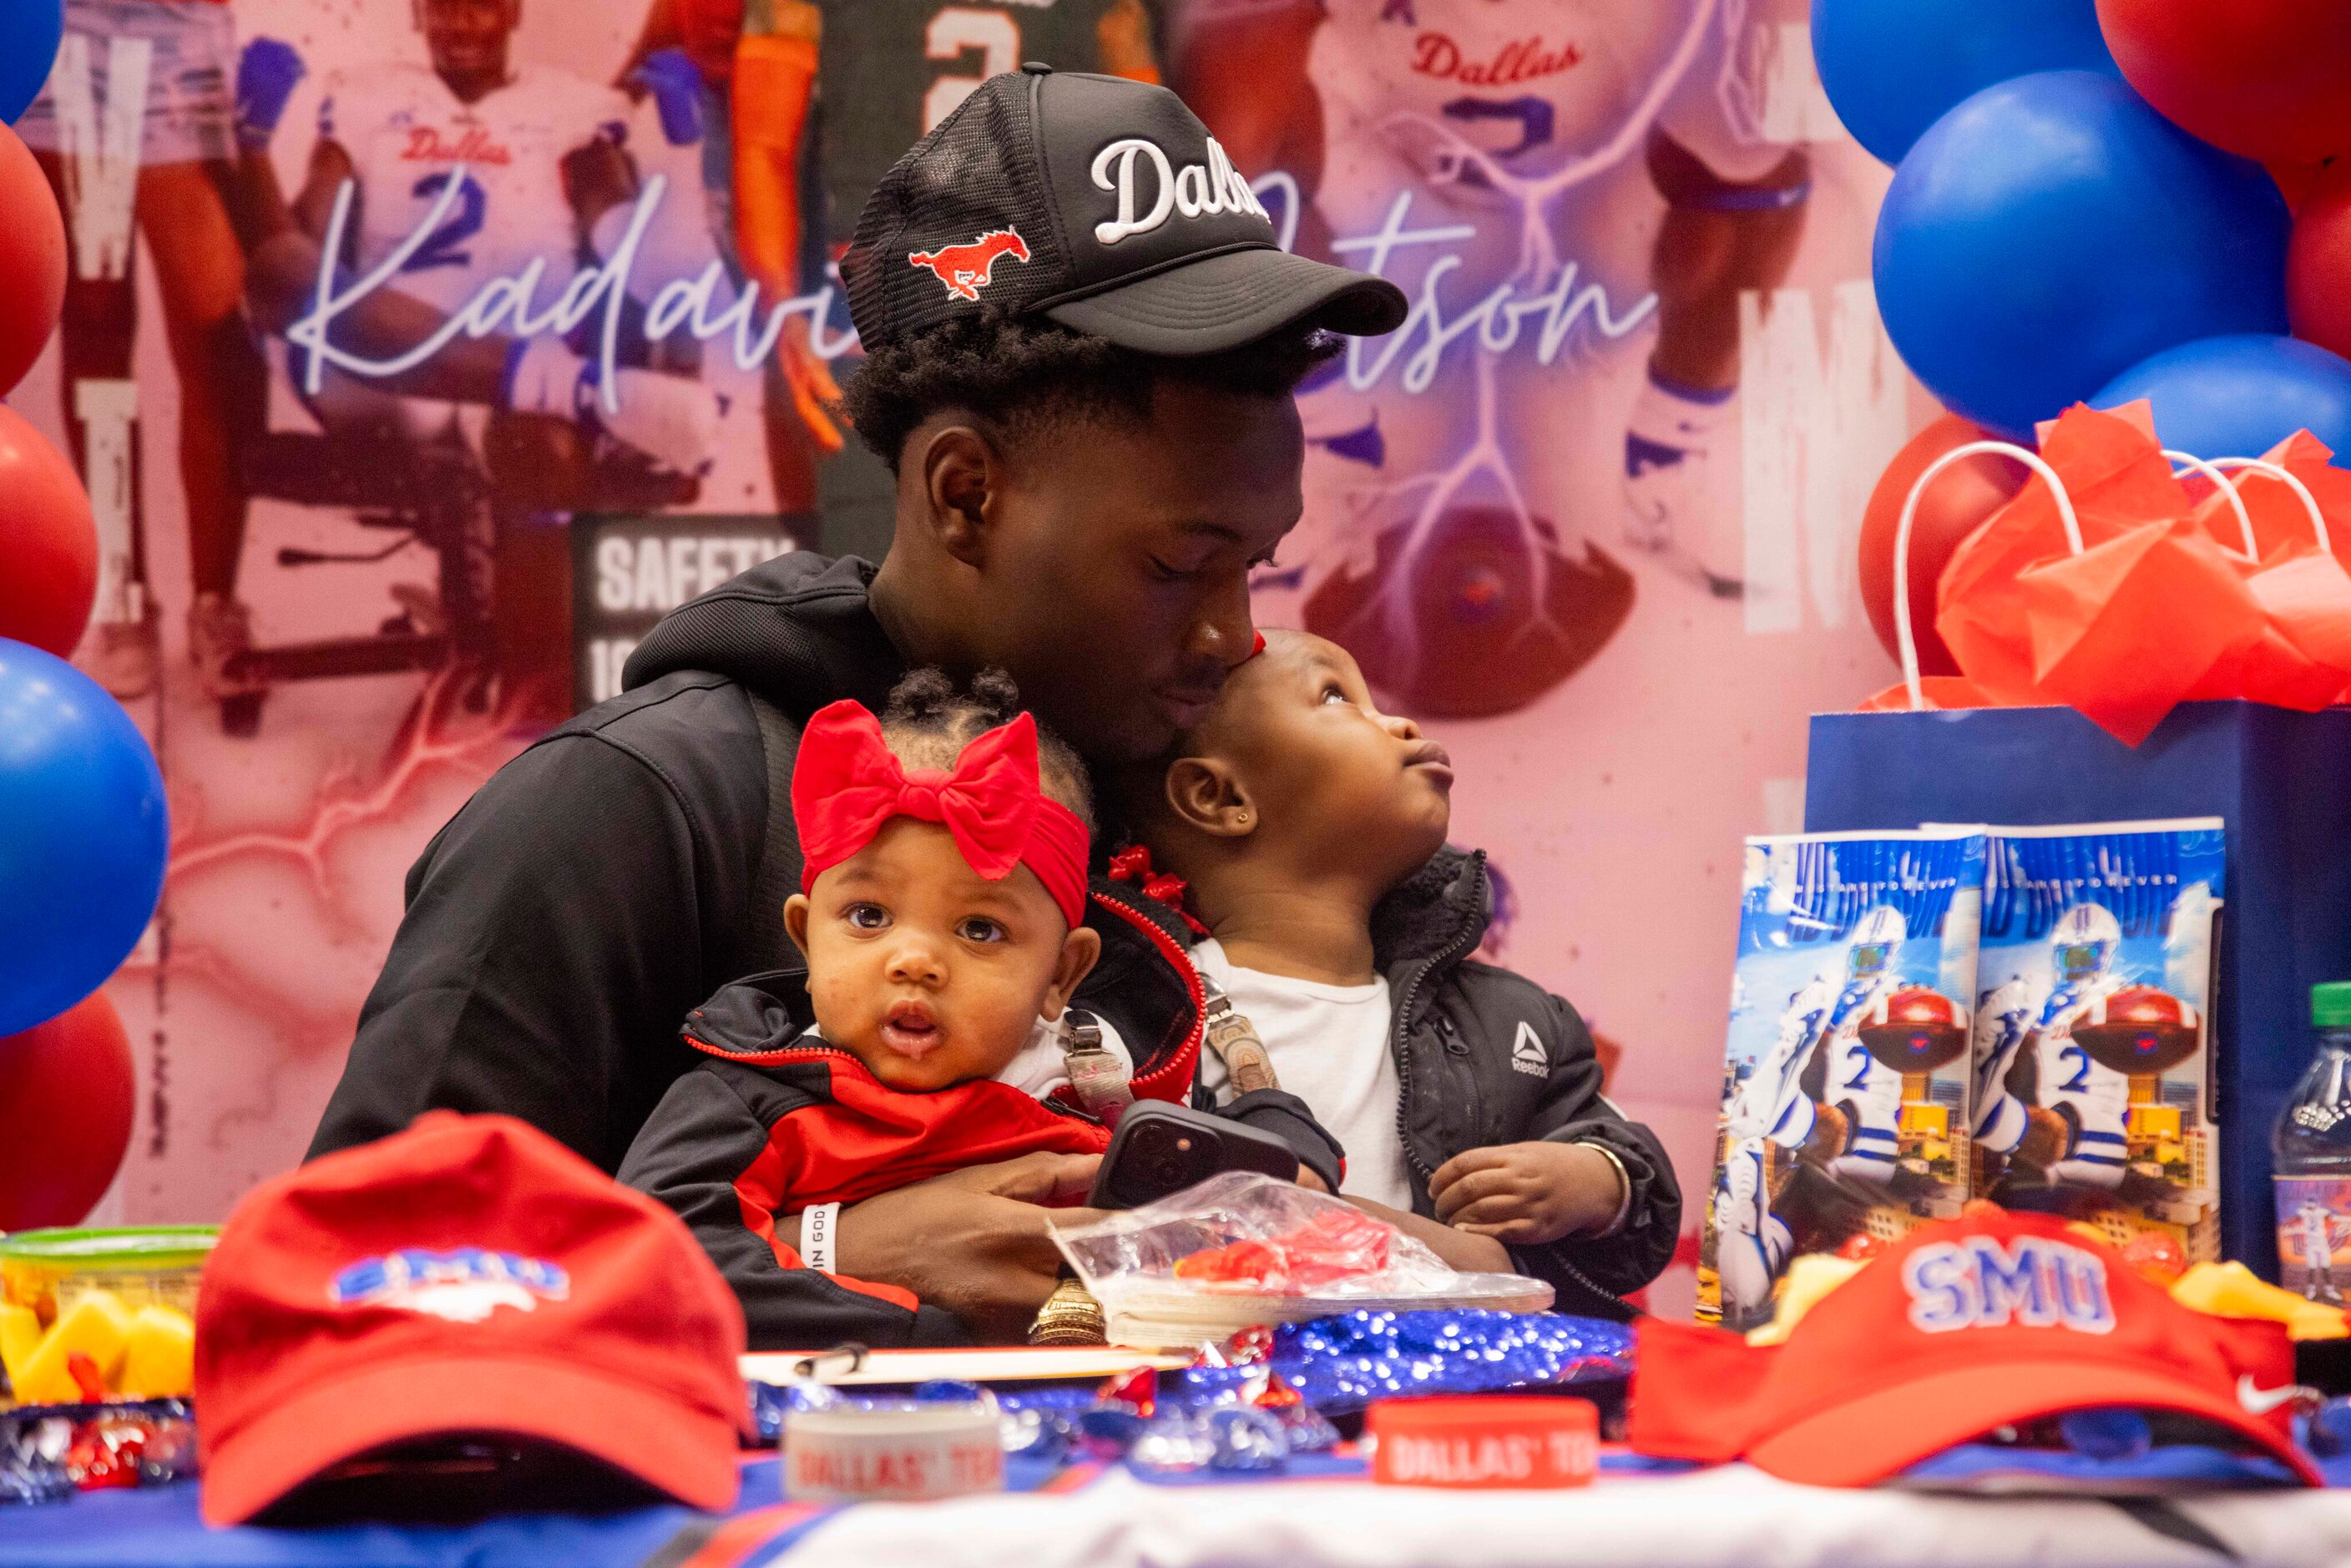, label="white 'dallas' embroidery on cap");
[1090,134,1269,245]
[329,1247,571,1323]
